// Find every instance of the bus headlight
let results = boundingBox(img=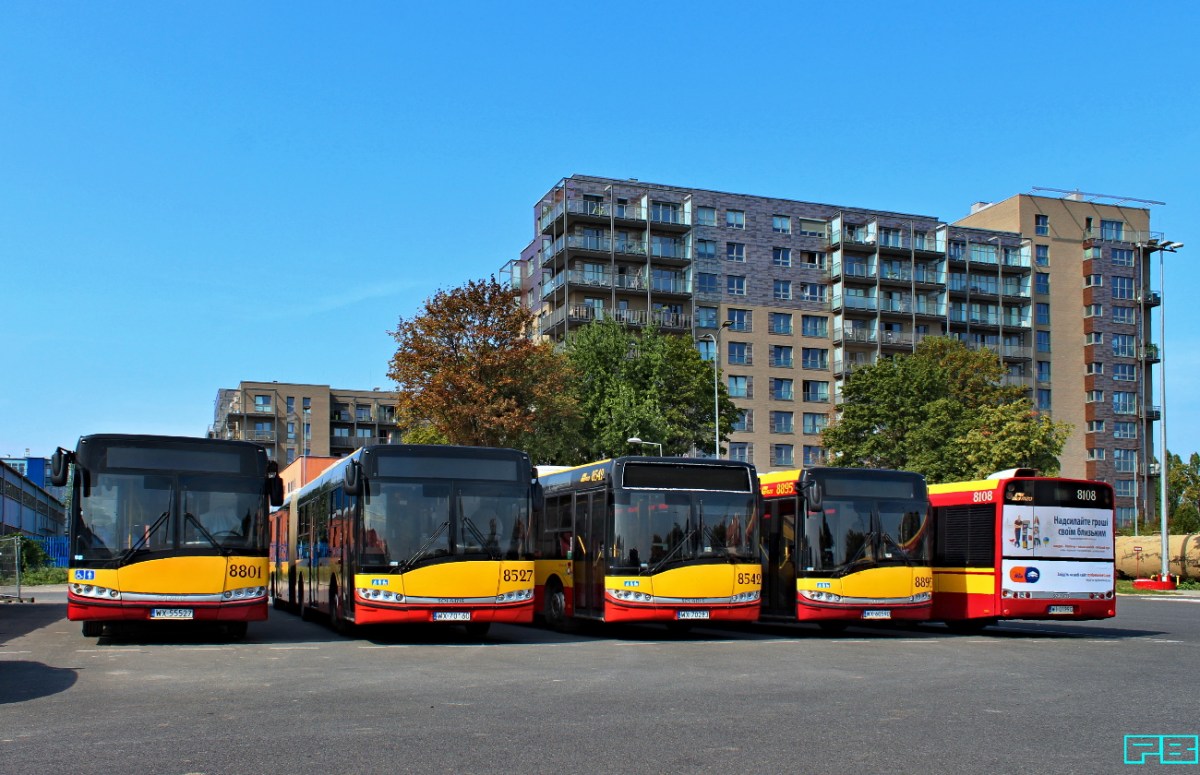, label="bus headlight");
[801,590,843,603]
[71,583,122,601]
[910,591,932,603]
[223,586,266,601]
[731,590,760,603]
[357,588,404,602]
[496,588,534,604]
